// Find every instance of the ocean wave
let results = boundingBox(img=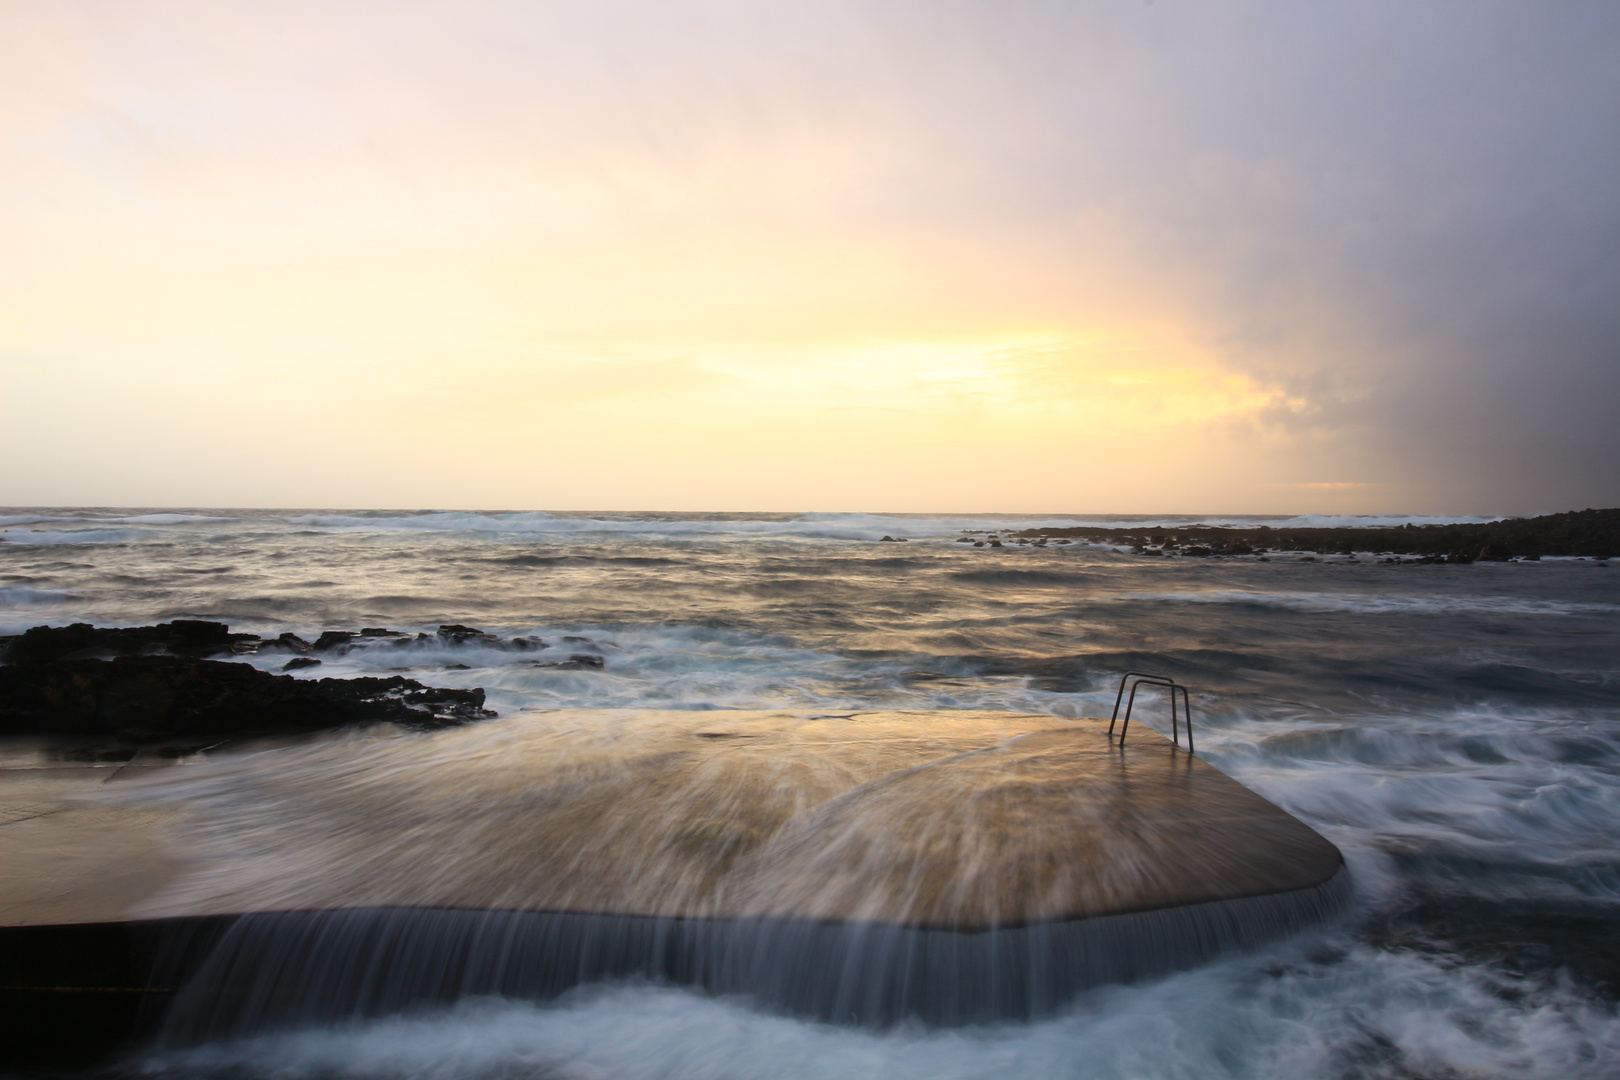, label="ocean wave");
[0,584,74,607]
[281,511,1099,542]
[0,508,1511,541]
[233,622,1103,719]
[1193,701,1620,908]
[1123,590,1619,617]
[276,509,1516,542]
[135,942,1620,1080]
[0,512,234,528]
[949,568,1097,586]
[0,514,73,527]
[245,624,864,714]
[0,527,150,545]
[104,513,238,525]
